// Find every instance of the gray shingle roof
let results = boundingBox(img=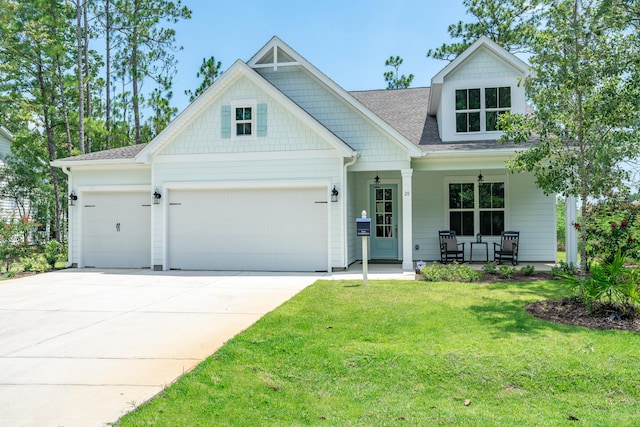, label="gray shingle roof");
[56,143,148,162]
[350,87,529,152]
